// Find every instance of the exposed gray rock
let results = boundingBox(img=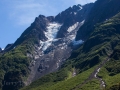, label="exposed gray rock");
[25,20,84,85]
[24,4,93,86]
